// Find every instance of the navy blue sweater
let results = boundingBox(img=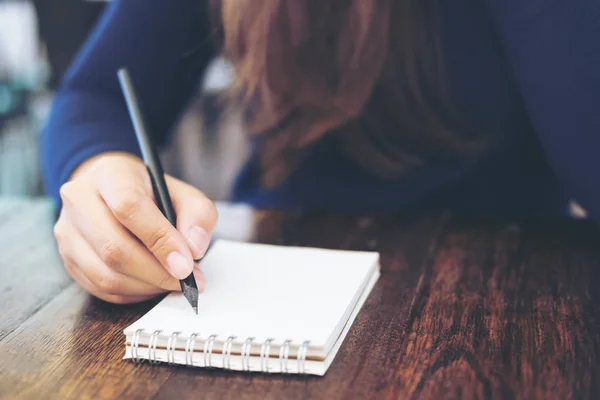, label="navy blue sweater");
[41,0,600,217]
